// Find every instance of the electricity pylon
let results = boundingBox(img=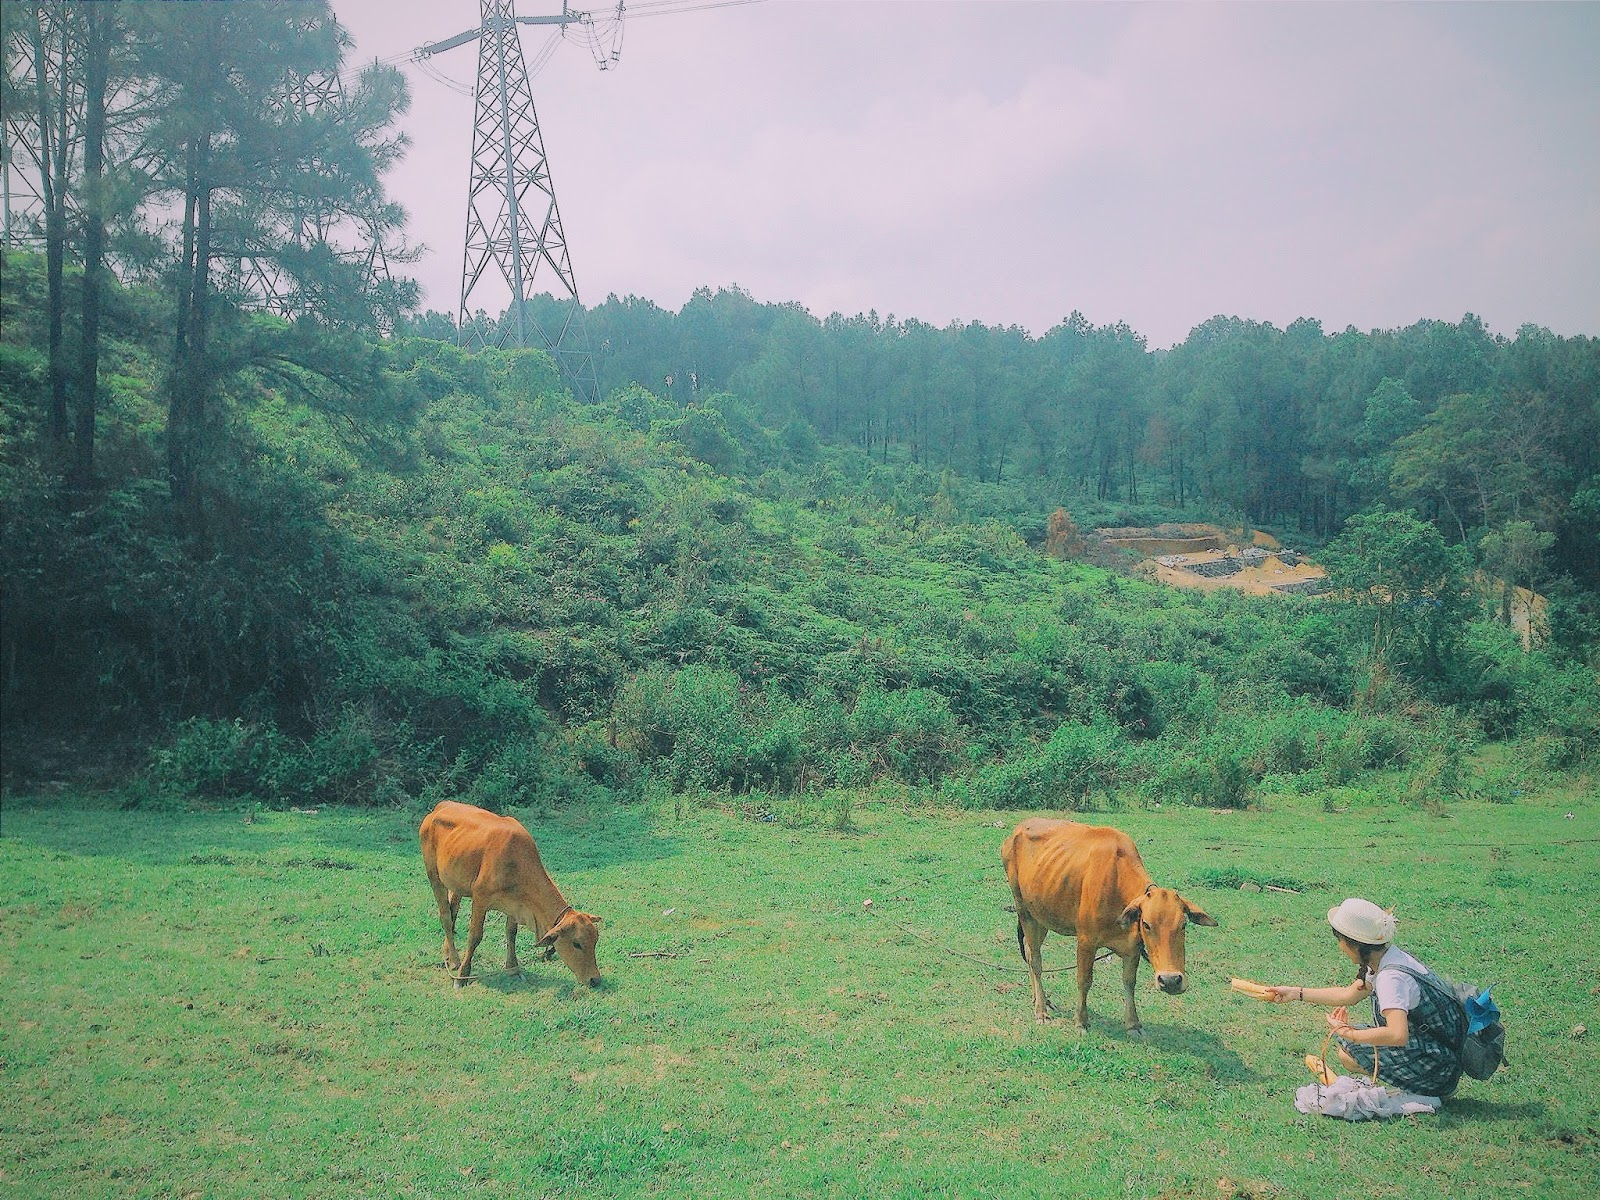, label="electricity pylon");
[1,3,83,251]
[233,41,408,334]
[419,1,606,402]
[4,7,405,328]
